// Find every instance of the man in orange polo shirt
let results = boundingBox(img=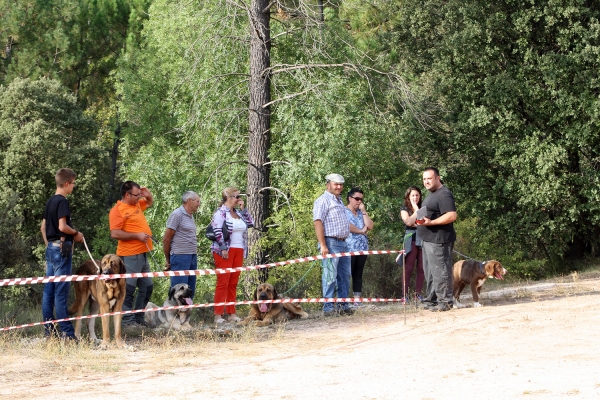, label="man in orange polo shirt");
[109,181,154,327]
